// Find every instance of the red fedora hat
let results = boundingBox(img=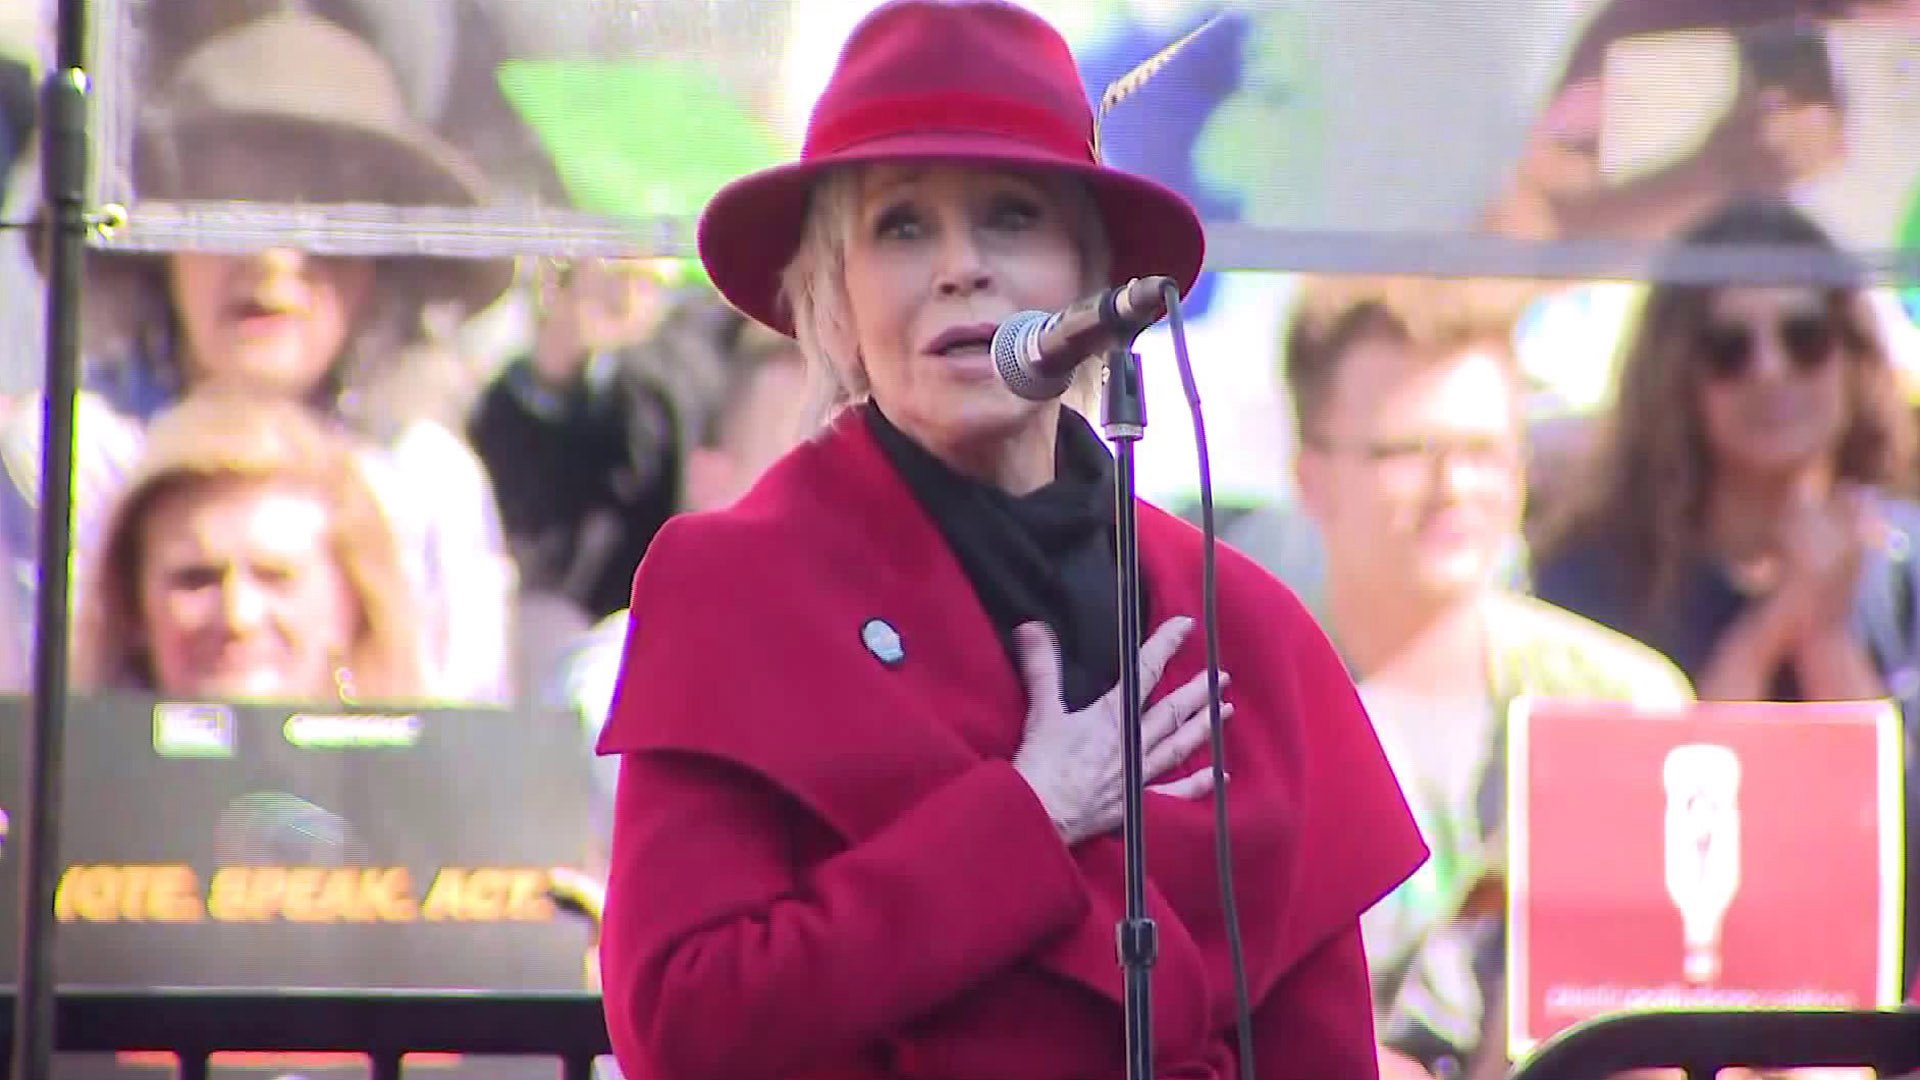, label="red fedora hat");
[697,0,1207,336]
